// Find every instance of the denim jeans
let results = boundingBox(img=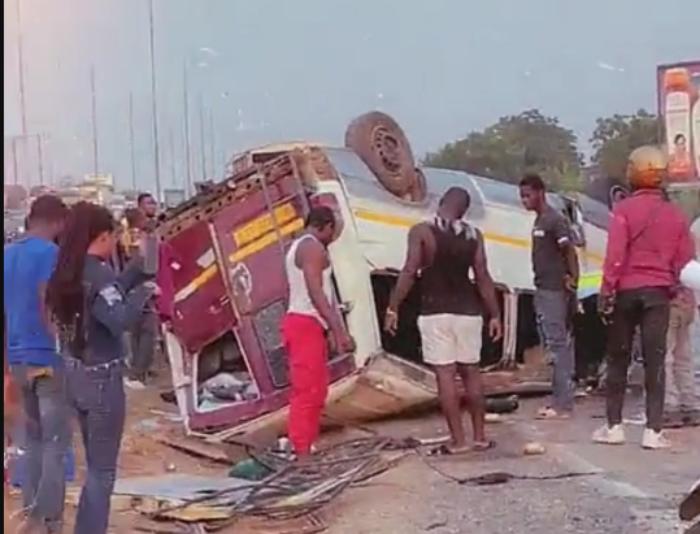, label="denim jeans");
[606,288,670,432]
[10,364,70,532]
[534,289,575,412]
[65,357,126,534]
[129,309,158,381]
